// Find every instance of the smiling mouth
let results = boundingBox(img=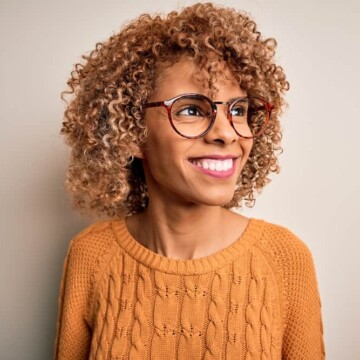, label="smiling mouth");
[188,158,235,172]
